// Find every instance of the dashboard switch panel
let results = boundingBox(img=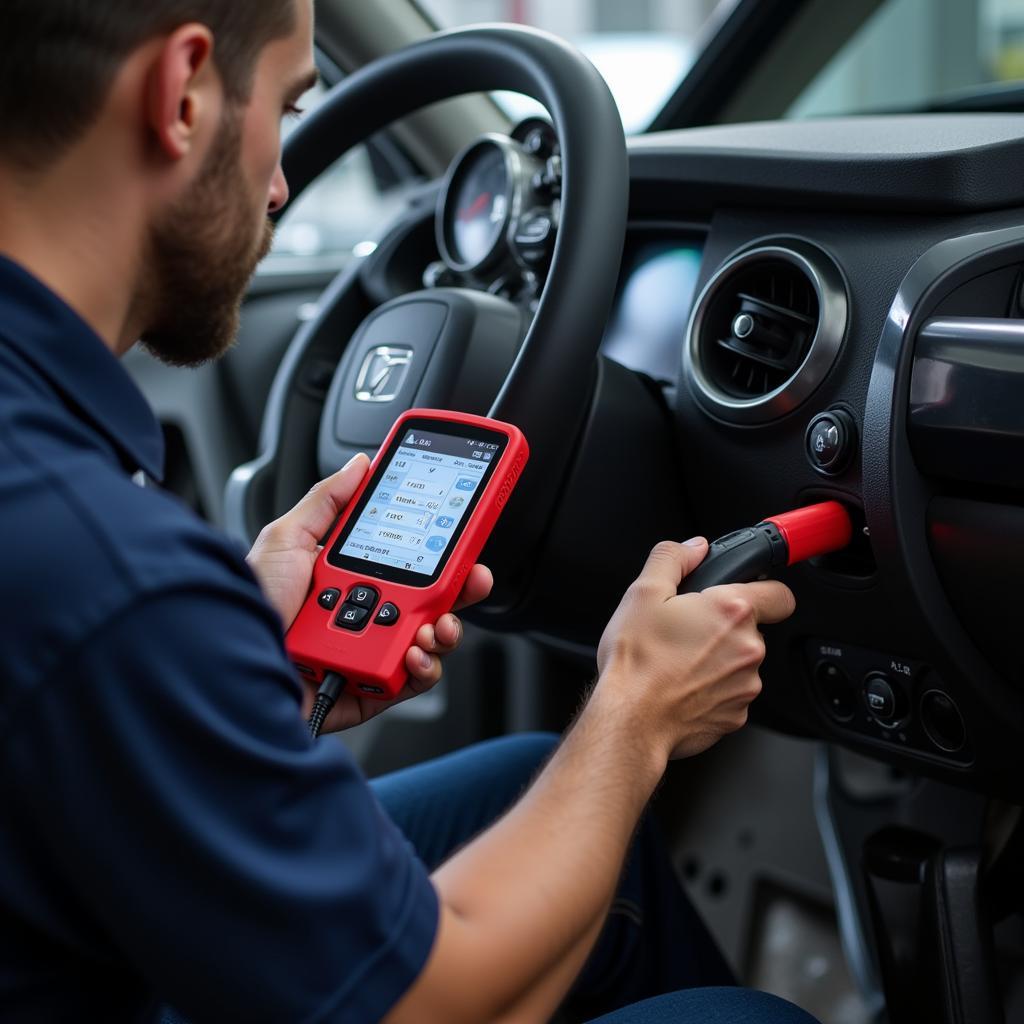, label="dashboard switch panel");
[804,639,972,766]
